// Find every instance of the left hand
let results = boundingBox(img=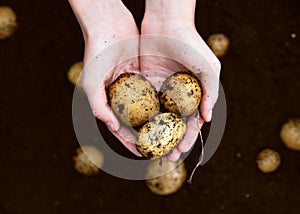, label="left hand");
[140,2,221,161]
